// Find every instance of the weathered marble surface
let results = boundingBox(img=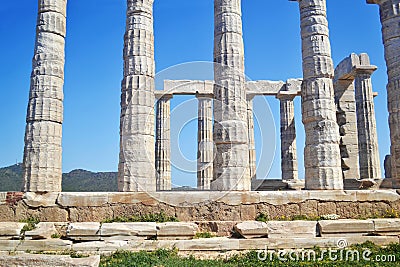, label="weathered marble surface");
[334,53,382,181]
[212,0,250,190]
[197,94,214,189]
[334,55,360,180]
[119,0,156,192]
[23,0,67,192]
[294,0,343,189]
[155,95,172,191]
[247,95,257,180]
[277,92,298,181]
[0,254,100,267]
[0,191,397,222]
[367,0,400,187]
